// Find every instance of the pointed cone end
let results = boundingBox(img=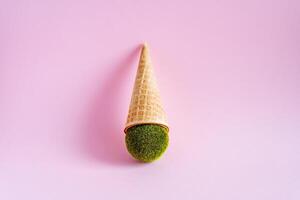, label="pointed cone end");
[141,42,150,58]
[141,42,149,53]
[142,42,148,48]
